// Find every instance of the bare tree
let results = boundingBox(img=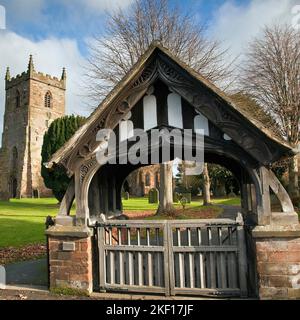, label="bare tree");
[241,24,300,197]
[86,0,233,213]
[86,0,233,101]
